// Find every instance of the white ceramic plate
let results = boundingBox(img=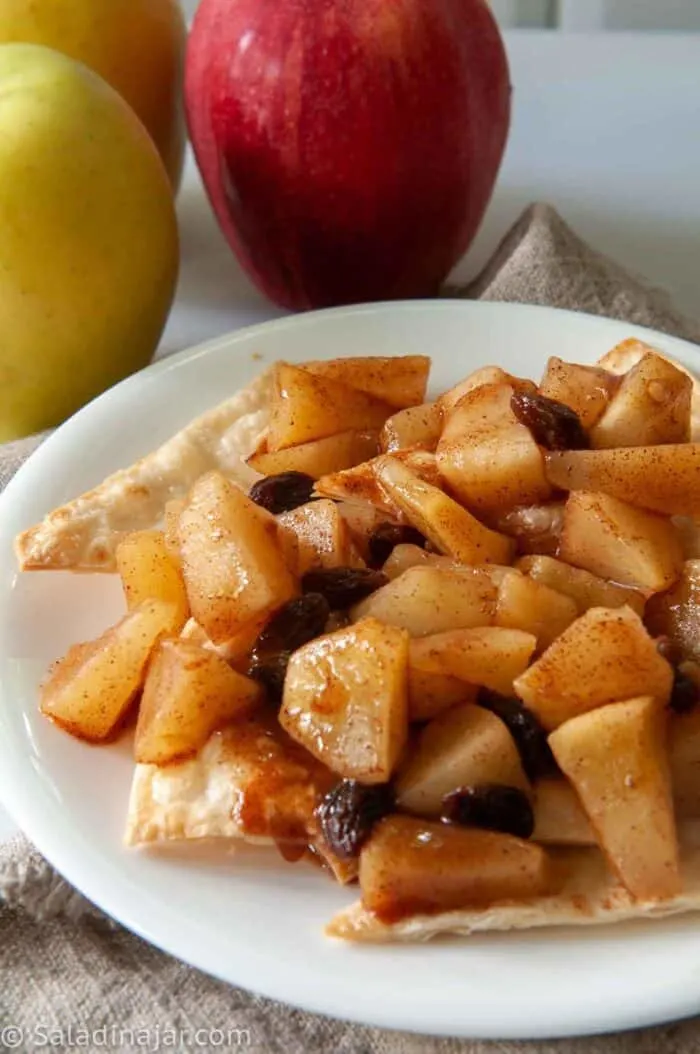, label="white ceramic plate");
[2,301,700,1041]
